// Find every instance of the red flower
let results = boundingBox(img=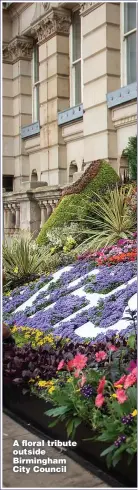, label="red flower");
[124,372,137,389]
[107,344,118,352]
[57,360,65,371]
[116,389,128,404]
[67,359,75,371]
[114,375,126,388]
[97,376,106,394]
[73,353,88,370]
[95,351,107,362]
[95,394,105,408]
